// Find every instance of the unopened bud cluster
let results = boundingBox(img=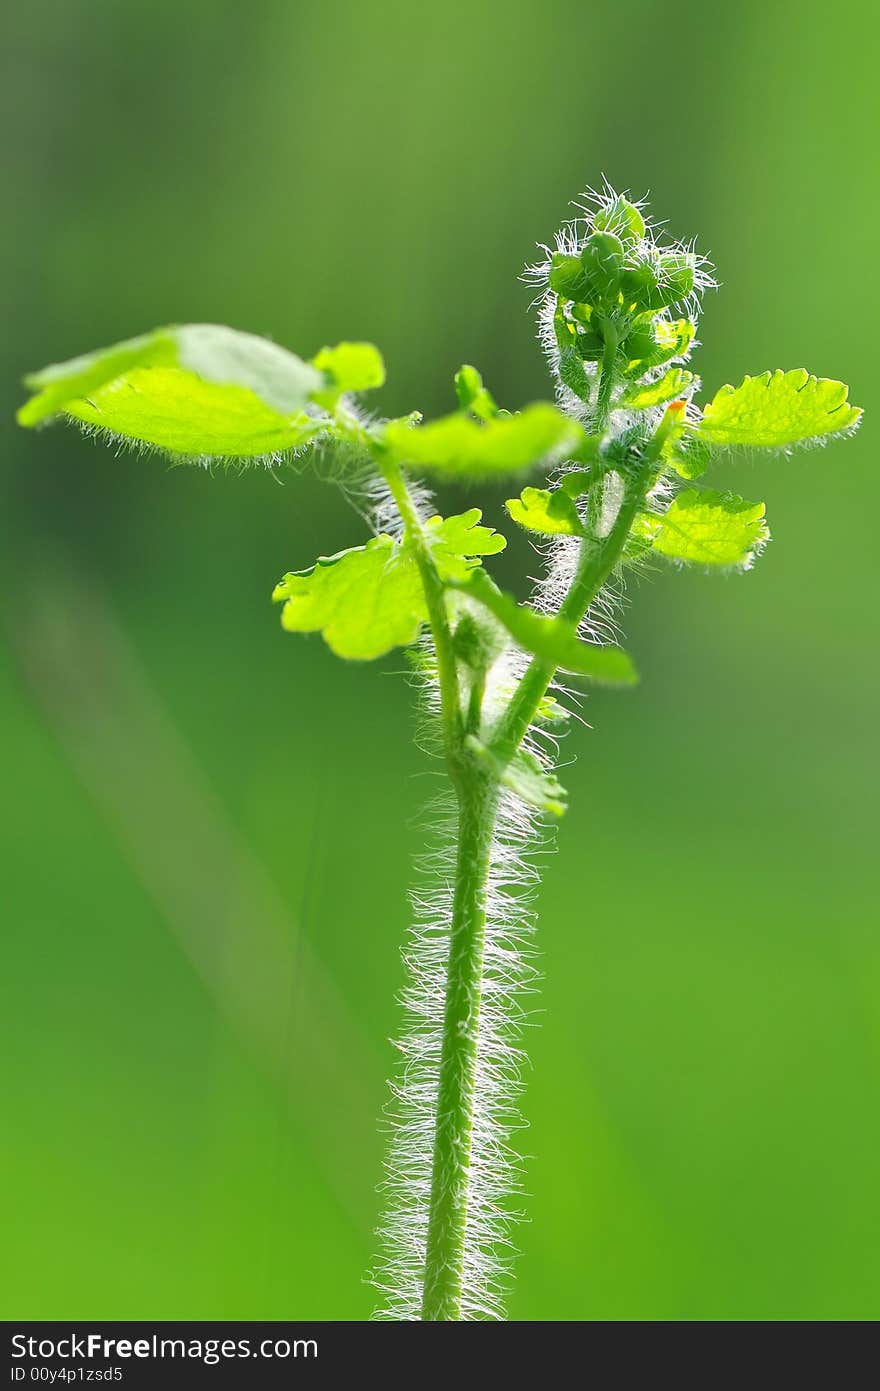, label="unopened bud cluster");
[537,191,710,410]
